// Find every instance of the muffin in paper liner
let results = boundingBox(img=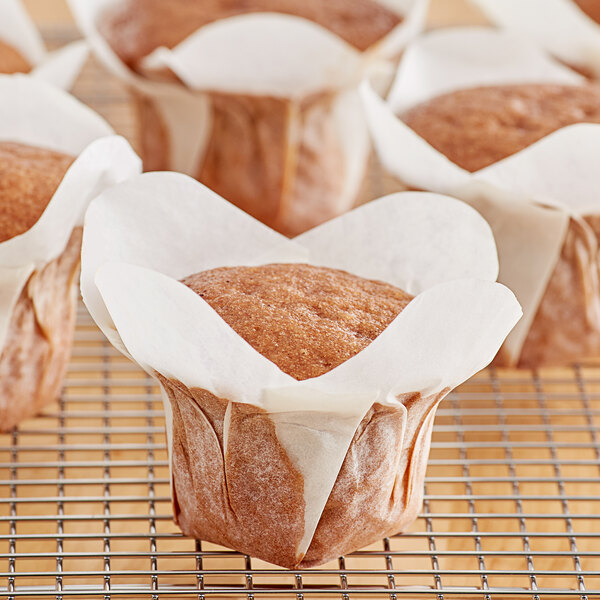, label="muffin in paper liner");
[0,0,88,89]
[471,0,600,78]
[68,0,429,236]
[0,75,141,431]
[363,27,600,368]
[80,171,520,568]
